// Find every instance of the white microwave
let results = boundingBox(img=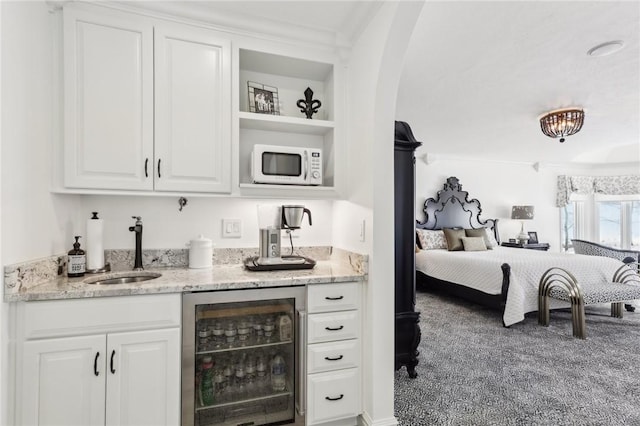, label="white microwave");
[251,144,323,185]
